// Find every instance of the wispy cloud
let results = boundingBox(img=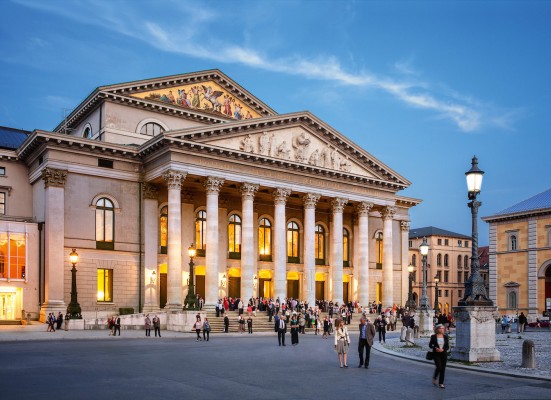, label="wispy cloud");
[13,0,518,132]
